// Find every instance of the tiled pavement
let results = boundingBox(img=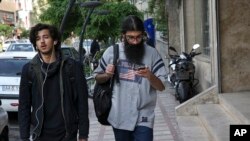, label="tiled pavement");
[88,82,183,141]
